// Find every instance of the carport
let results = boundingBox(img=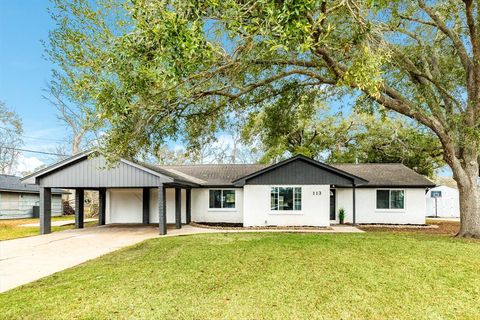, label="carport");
[21,151,198,235]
